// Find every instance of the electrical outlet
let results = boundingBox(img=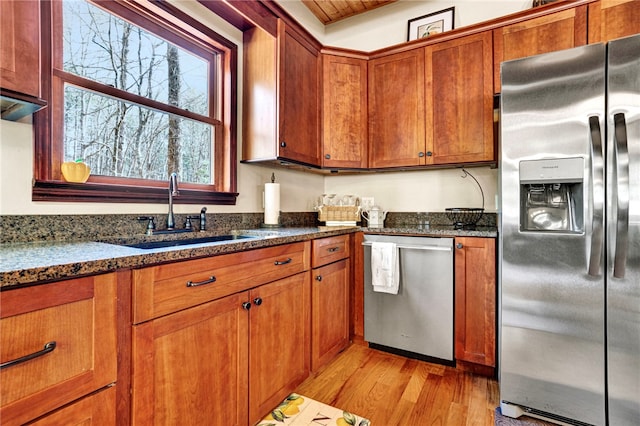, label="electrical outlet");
[361,197,374,210]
